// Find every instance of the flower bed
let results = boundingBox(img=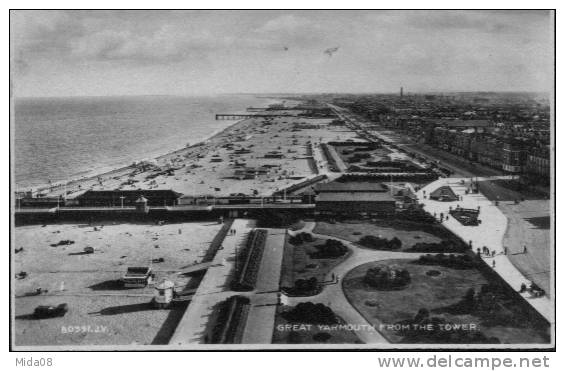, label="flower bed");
[320,143,339,172]
[230,229,268,291]
[209,295,251,344]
